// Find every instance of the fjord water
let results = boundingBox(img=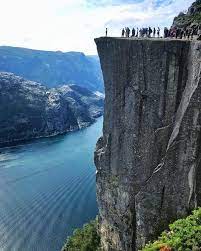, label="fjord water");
[0,117,103,251]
